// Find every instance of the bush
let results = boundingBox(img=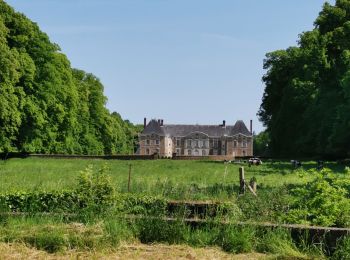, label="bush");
[76,164,116,216]
[285,168,350,227]
[117,194,167,216]
[0,191,78,213]
[237,187,292,223]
